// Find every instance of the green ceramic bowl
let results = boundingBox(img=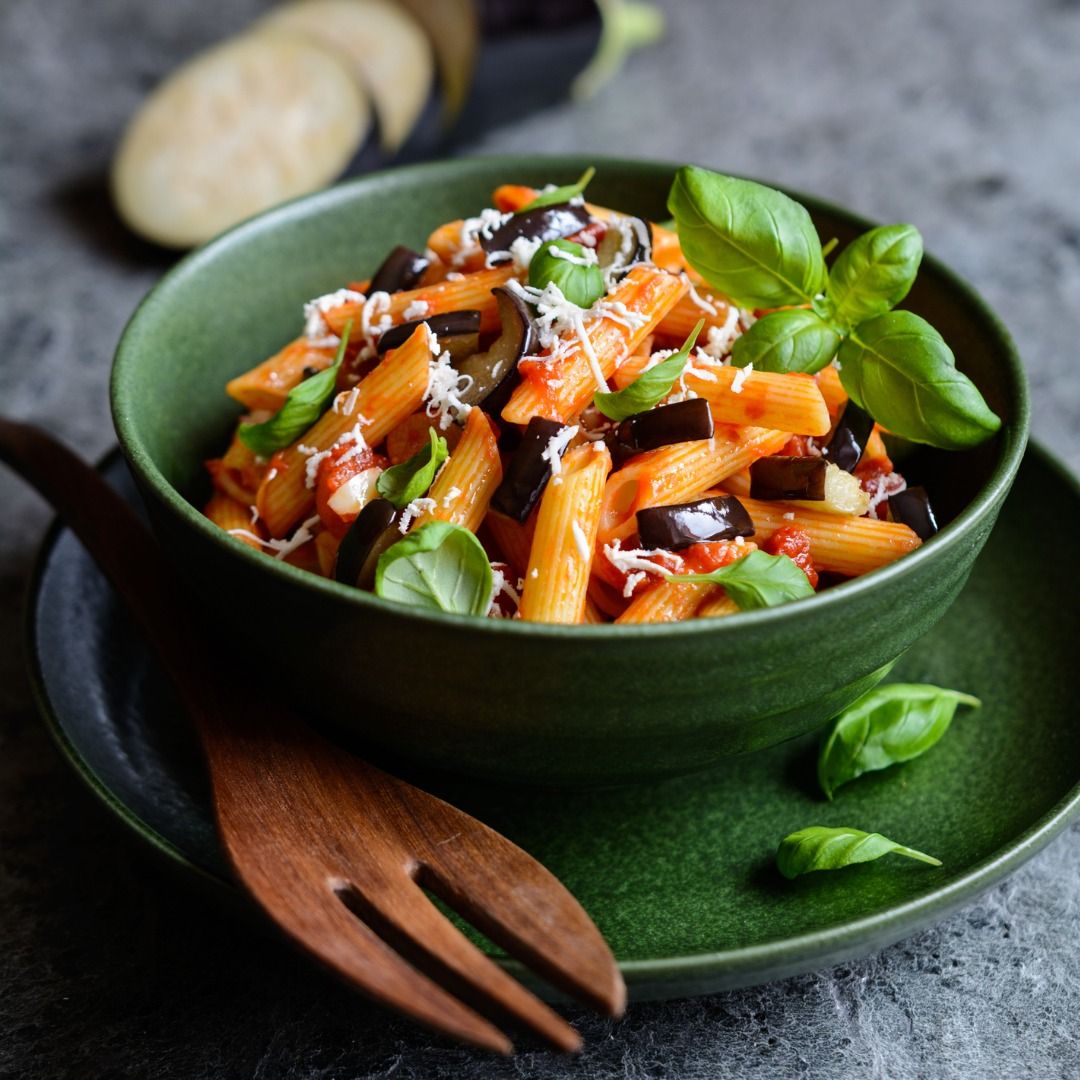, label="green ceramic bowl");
[111,155,1028,786]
